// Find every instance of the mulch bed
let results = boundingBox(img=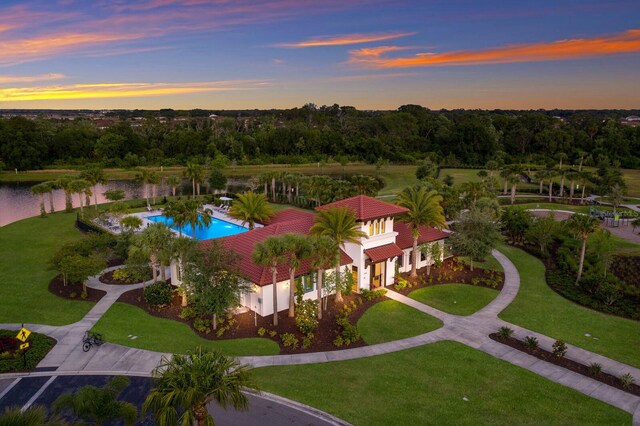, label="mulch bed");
[48,275,106,302]
[489,333,640,396]
[390,257,504,295]
[117,287,386,354]
[107,257,125,268]
[99,268,152,285]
